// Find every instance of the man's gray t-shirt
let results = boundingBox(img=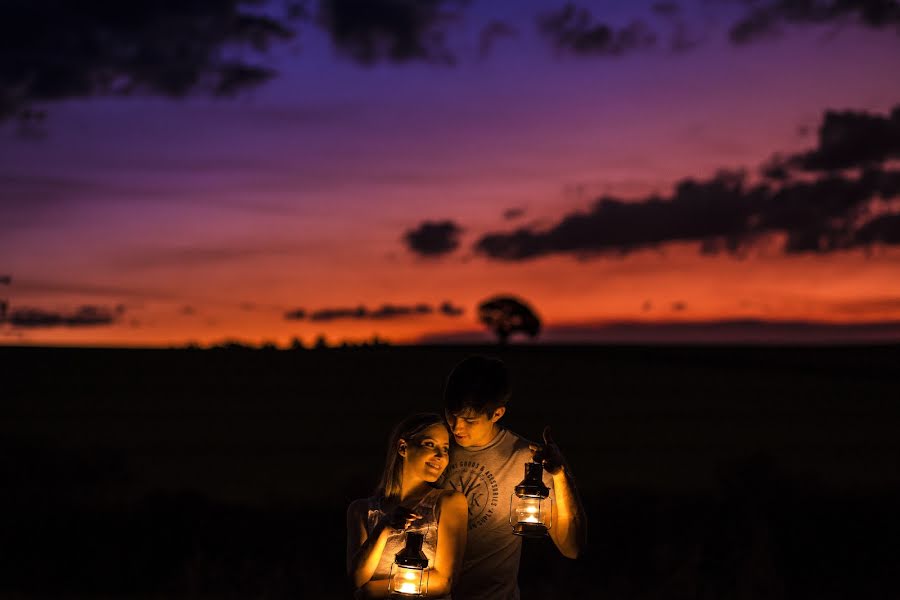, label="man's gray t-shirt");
[443,428,554,600]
